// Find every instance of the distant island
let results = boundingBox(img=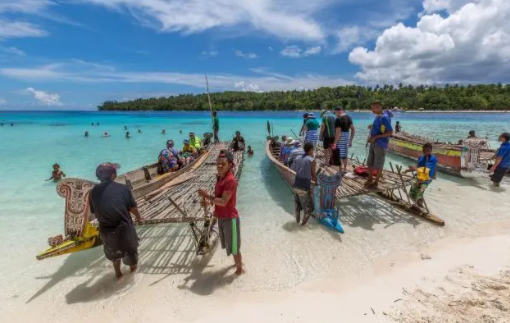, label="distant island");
[98,83,510,111]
